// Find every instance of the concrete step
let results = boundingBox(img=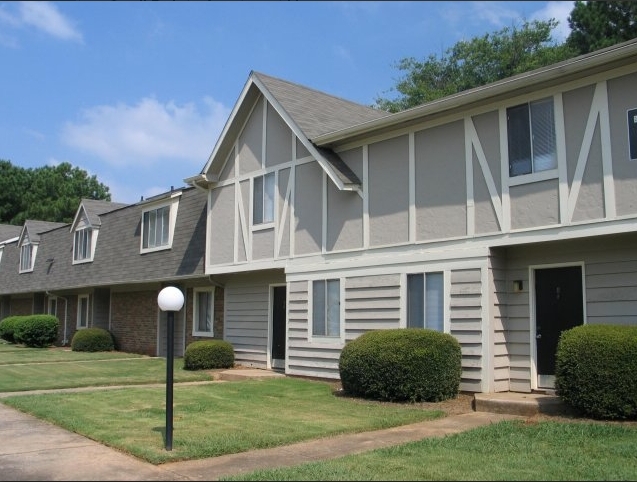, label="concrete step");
[474,392,568,417]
